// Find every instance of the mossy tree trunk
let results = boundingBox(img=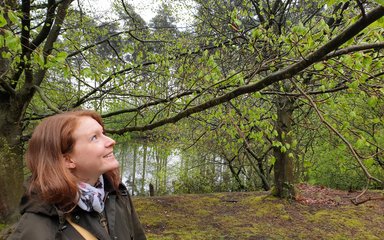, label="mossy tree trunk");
[272,95,296,199]
[0,0,73,223]
[0,100,26,223]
